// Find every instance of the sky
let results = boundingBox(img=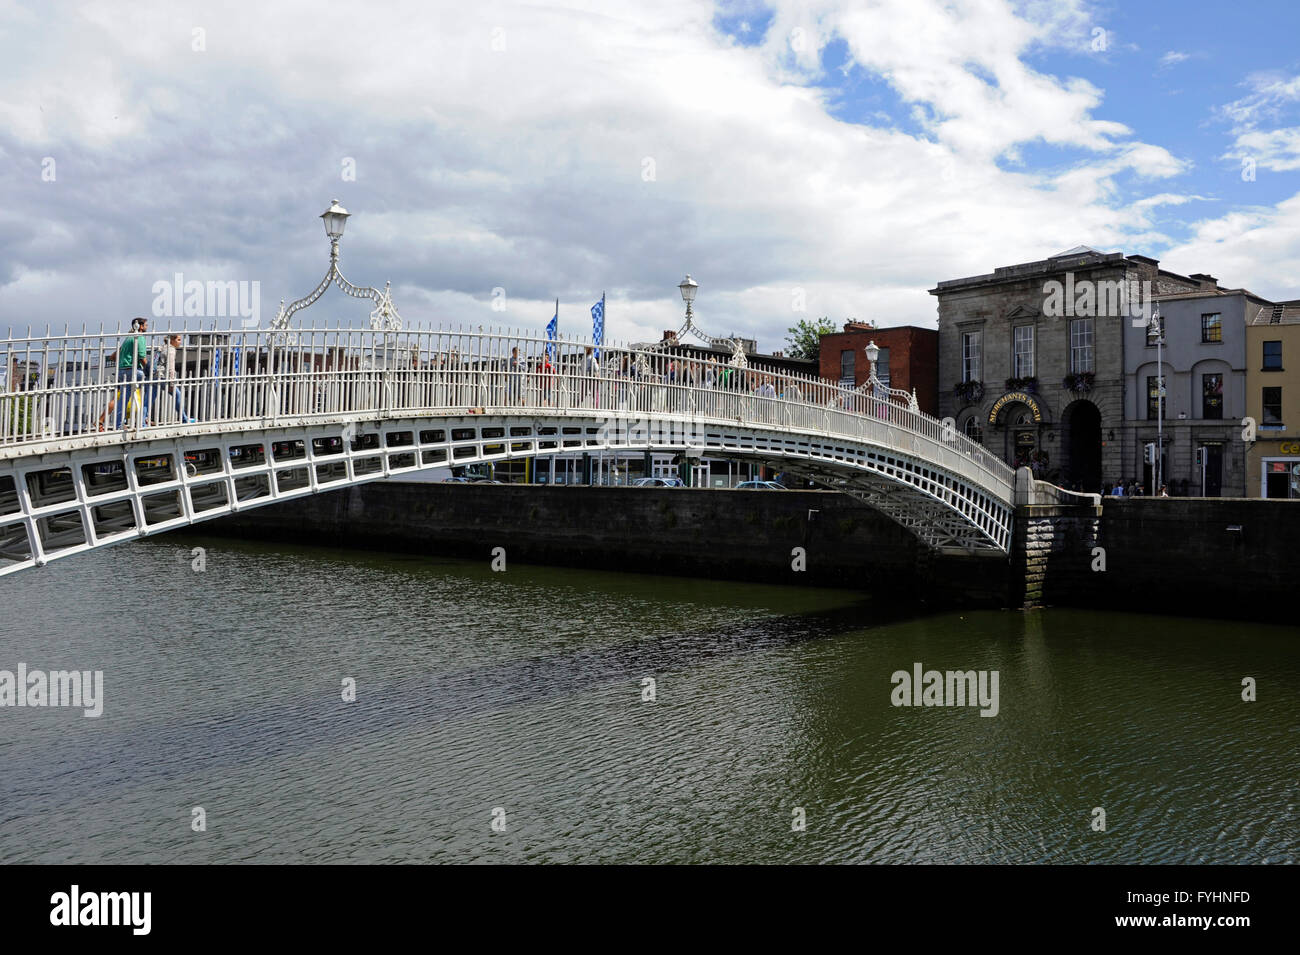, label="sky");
[2,0,1299,350]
